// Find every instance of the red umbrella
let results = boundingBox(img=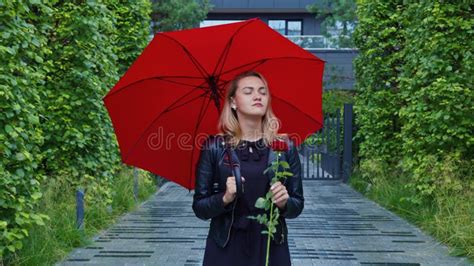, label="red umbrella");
[103,18,325,190]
